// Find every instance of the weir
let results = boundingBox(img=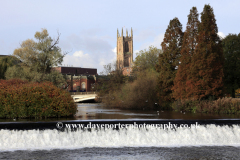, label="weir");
[1,122,240,151]
[1,119,240,151]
